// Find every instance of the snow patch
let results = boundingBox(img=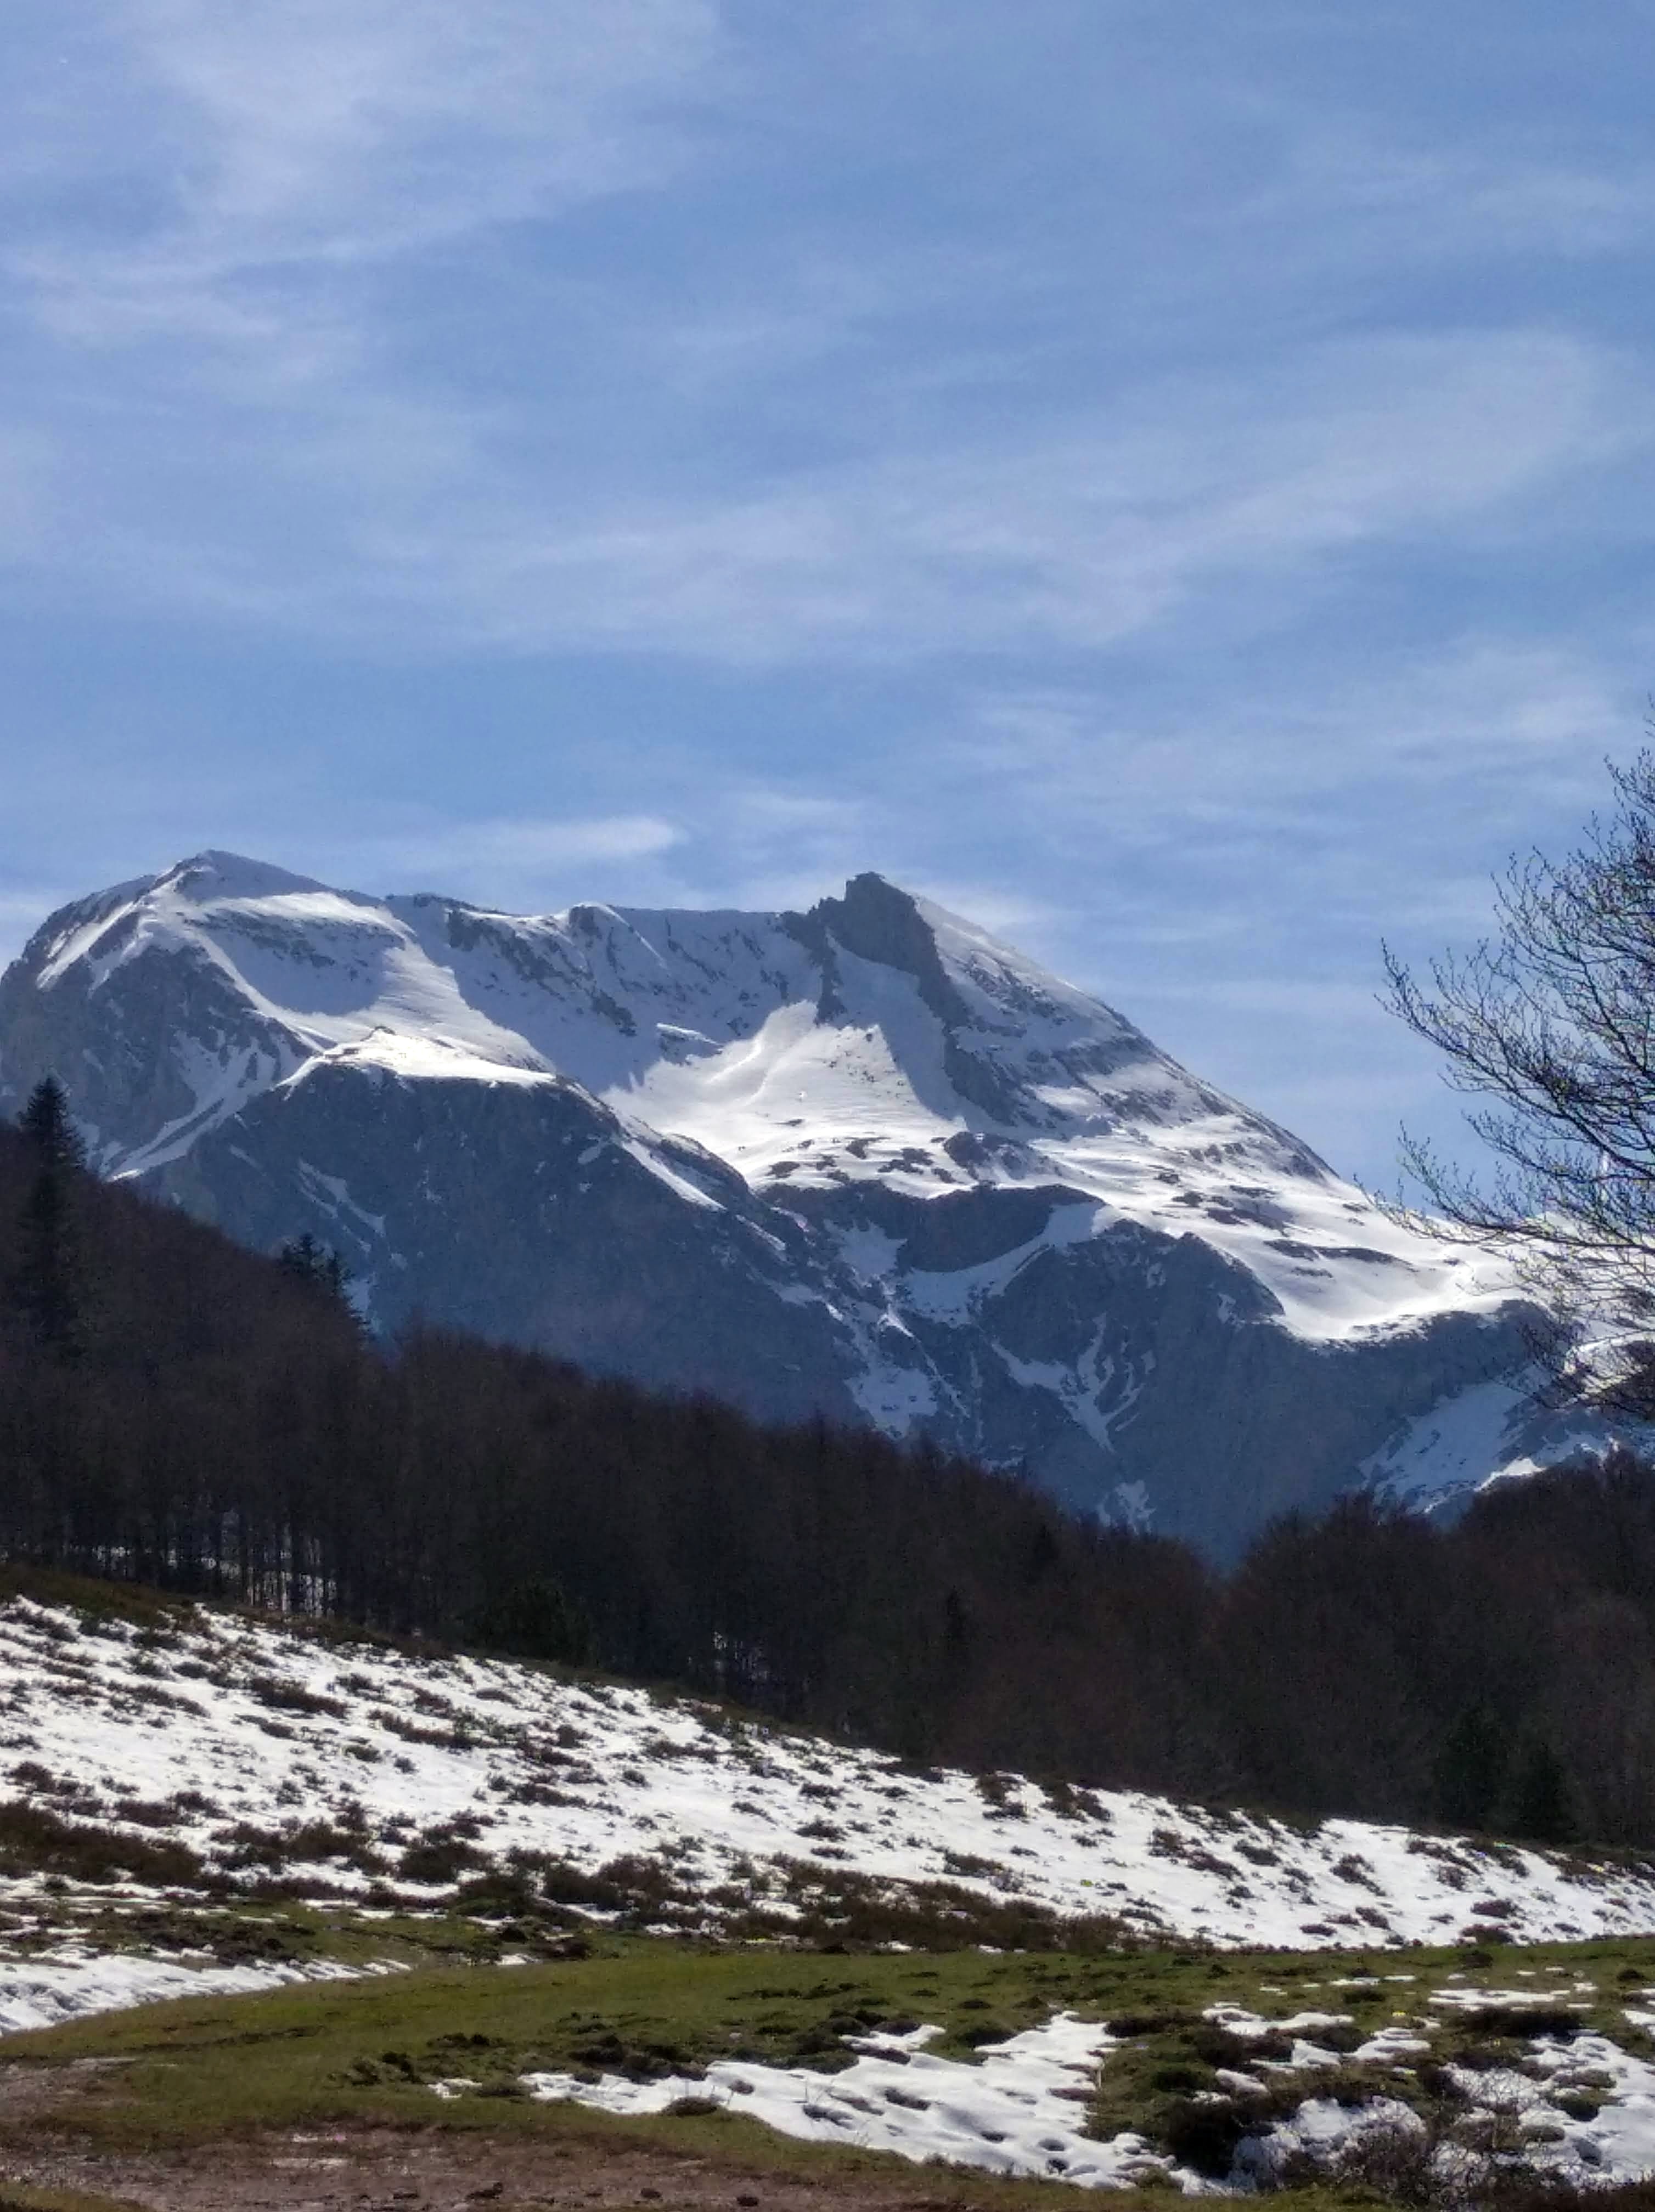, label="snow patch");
[518,2014,1194,2191]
